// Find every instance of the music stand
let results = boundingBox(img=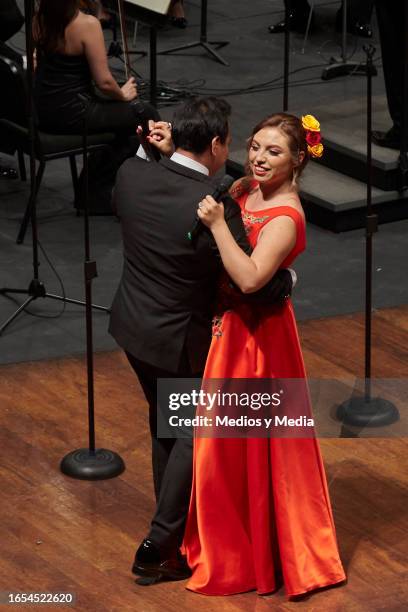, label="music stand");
[105,0,170,106]
[159,0,229,66]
